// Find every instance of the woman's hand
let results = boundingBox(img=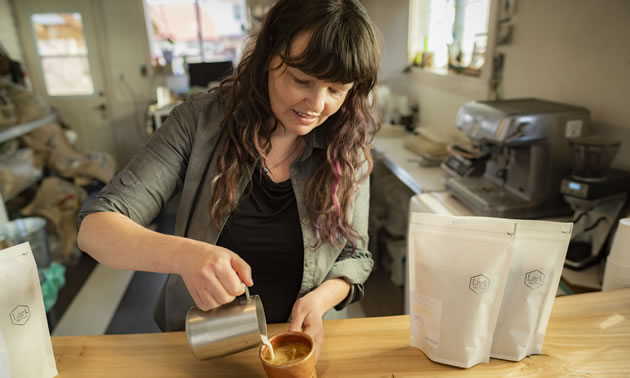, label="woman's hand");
[177,241,253,311]
[289,291,326,361]
[288,278,351,361]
